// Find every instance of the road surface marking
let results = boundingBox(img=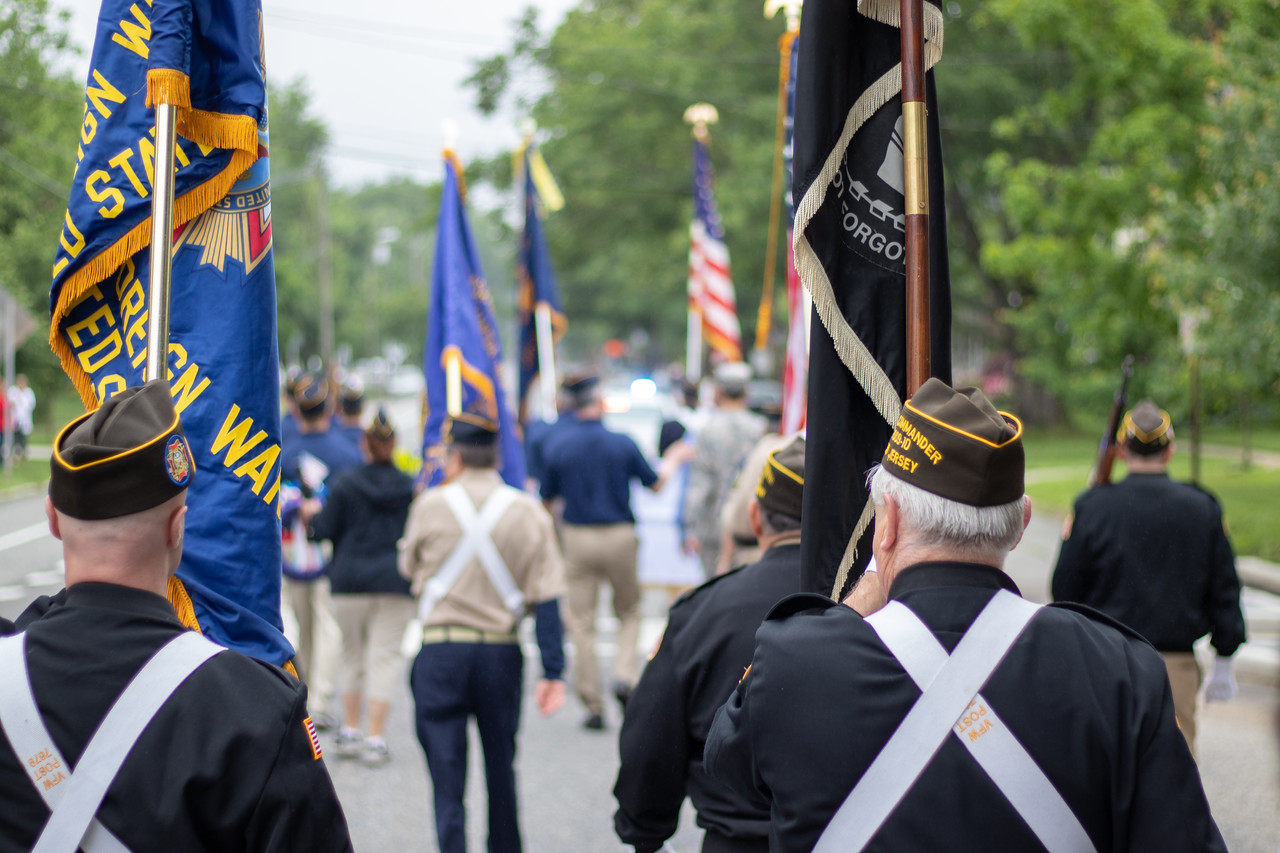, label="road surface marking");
[0,523,50,553]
